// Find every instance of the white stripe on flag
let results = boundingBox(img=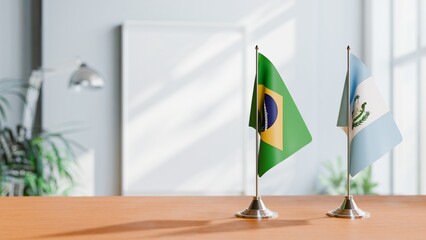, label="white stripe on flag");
[350,76,389,140]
